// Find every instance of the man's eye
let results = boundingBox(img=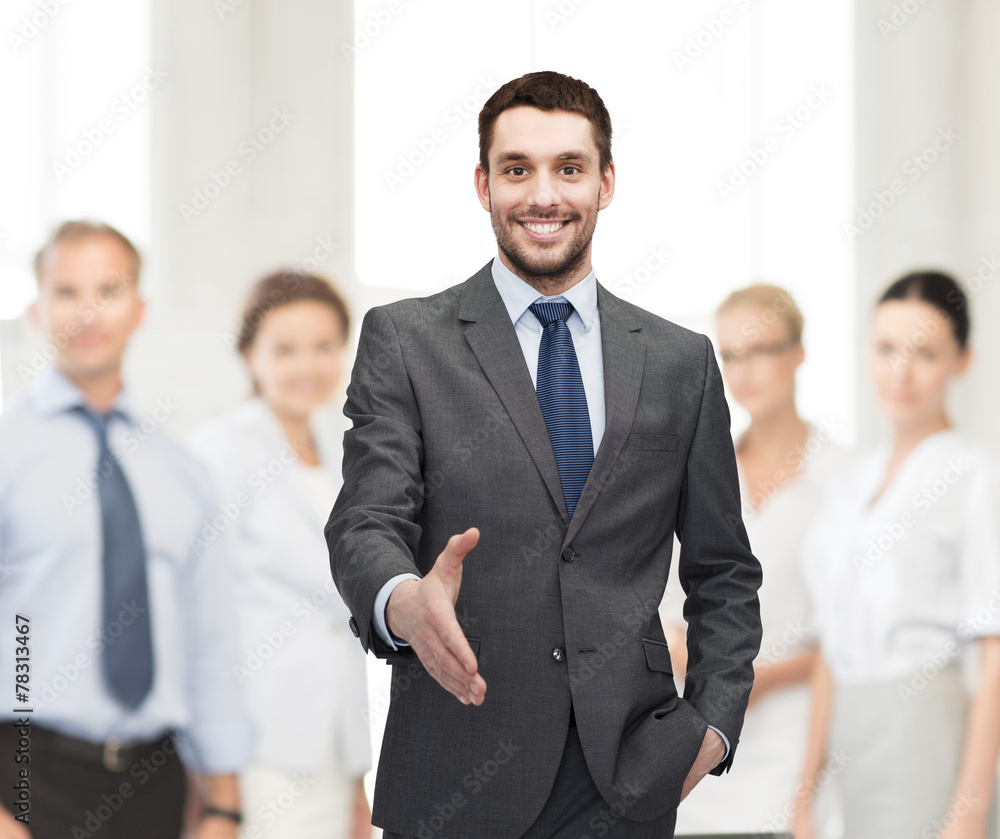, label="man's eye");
[560,166,579,175]
[508,167,526,176]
